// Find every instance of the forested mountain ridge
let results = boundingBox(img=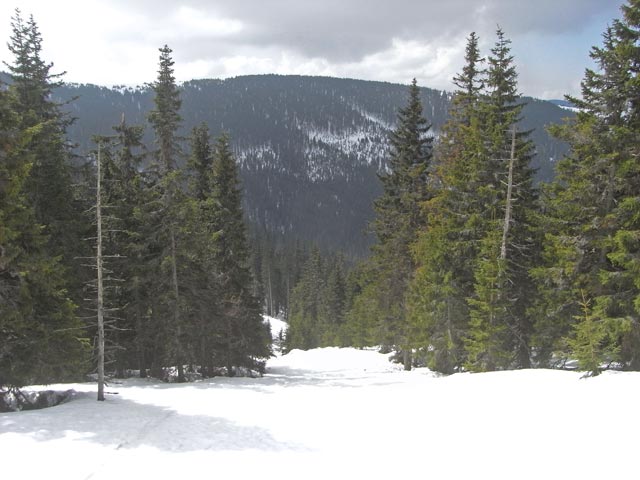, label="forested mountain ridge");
[52,74,570,257]
[3,0,637,400]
